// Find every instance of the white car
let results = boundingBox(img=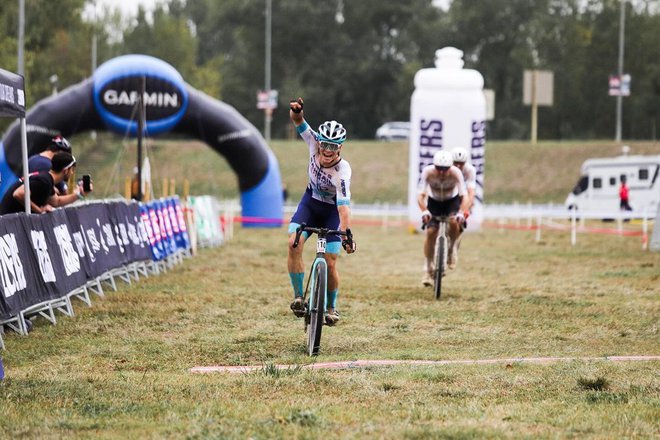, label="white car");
[375,121,410,141]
